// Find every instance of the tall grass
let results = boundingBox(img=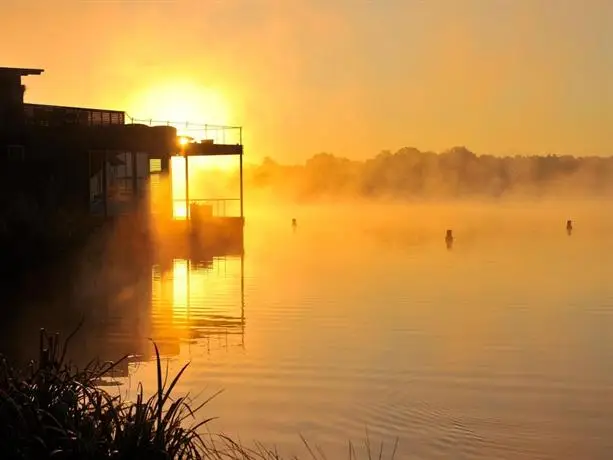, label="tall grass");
[0,329,397,459]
